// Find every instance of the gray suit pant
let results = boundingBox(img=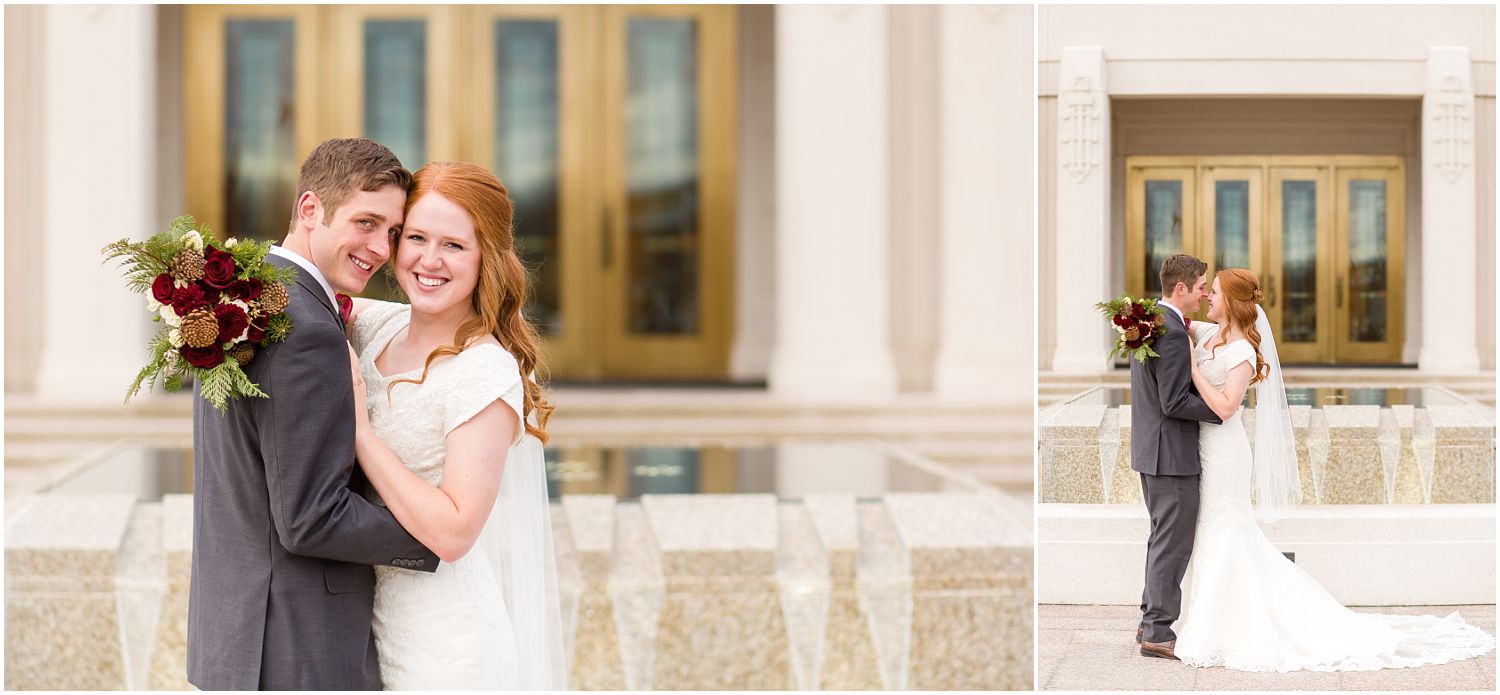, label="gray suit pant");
[1138,471,1200,644]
